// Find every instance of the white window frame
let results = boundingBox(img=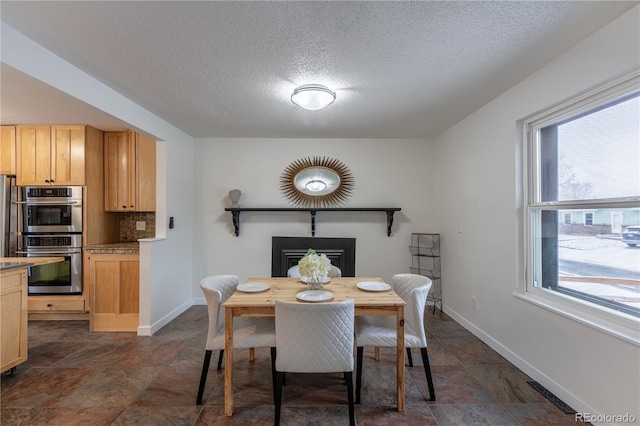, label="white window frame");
[563,212,572,225]
[516,72,640,346]
[583,212,594,226]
